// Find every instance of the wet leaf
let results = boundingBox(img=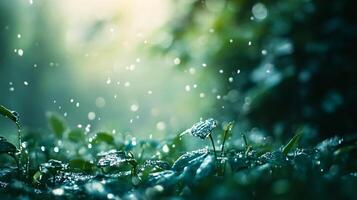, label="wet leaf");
[40,159,68,174]
[148,170,177,186]
[259,150,288,166]
[143,160,171,171]
[47,112,66,138]
[194,155,215,182]
[172,148,209,171]
[180,118,217,139]
[67,128,85,143]
[0,105,19,124]
[97,150,135,168]
[93,132,115,145]
[69,159,95,173]
[0,137,18,154]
